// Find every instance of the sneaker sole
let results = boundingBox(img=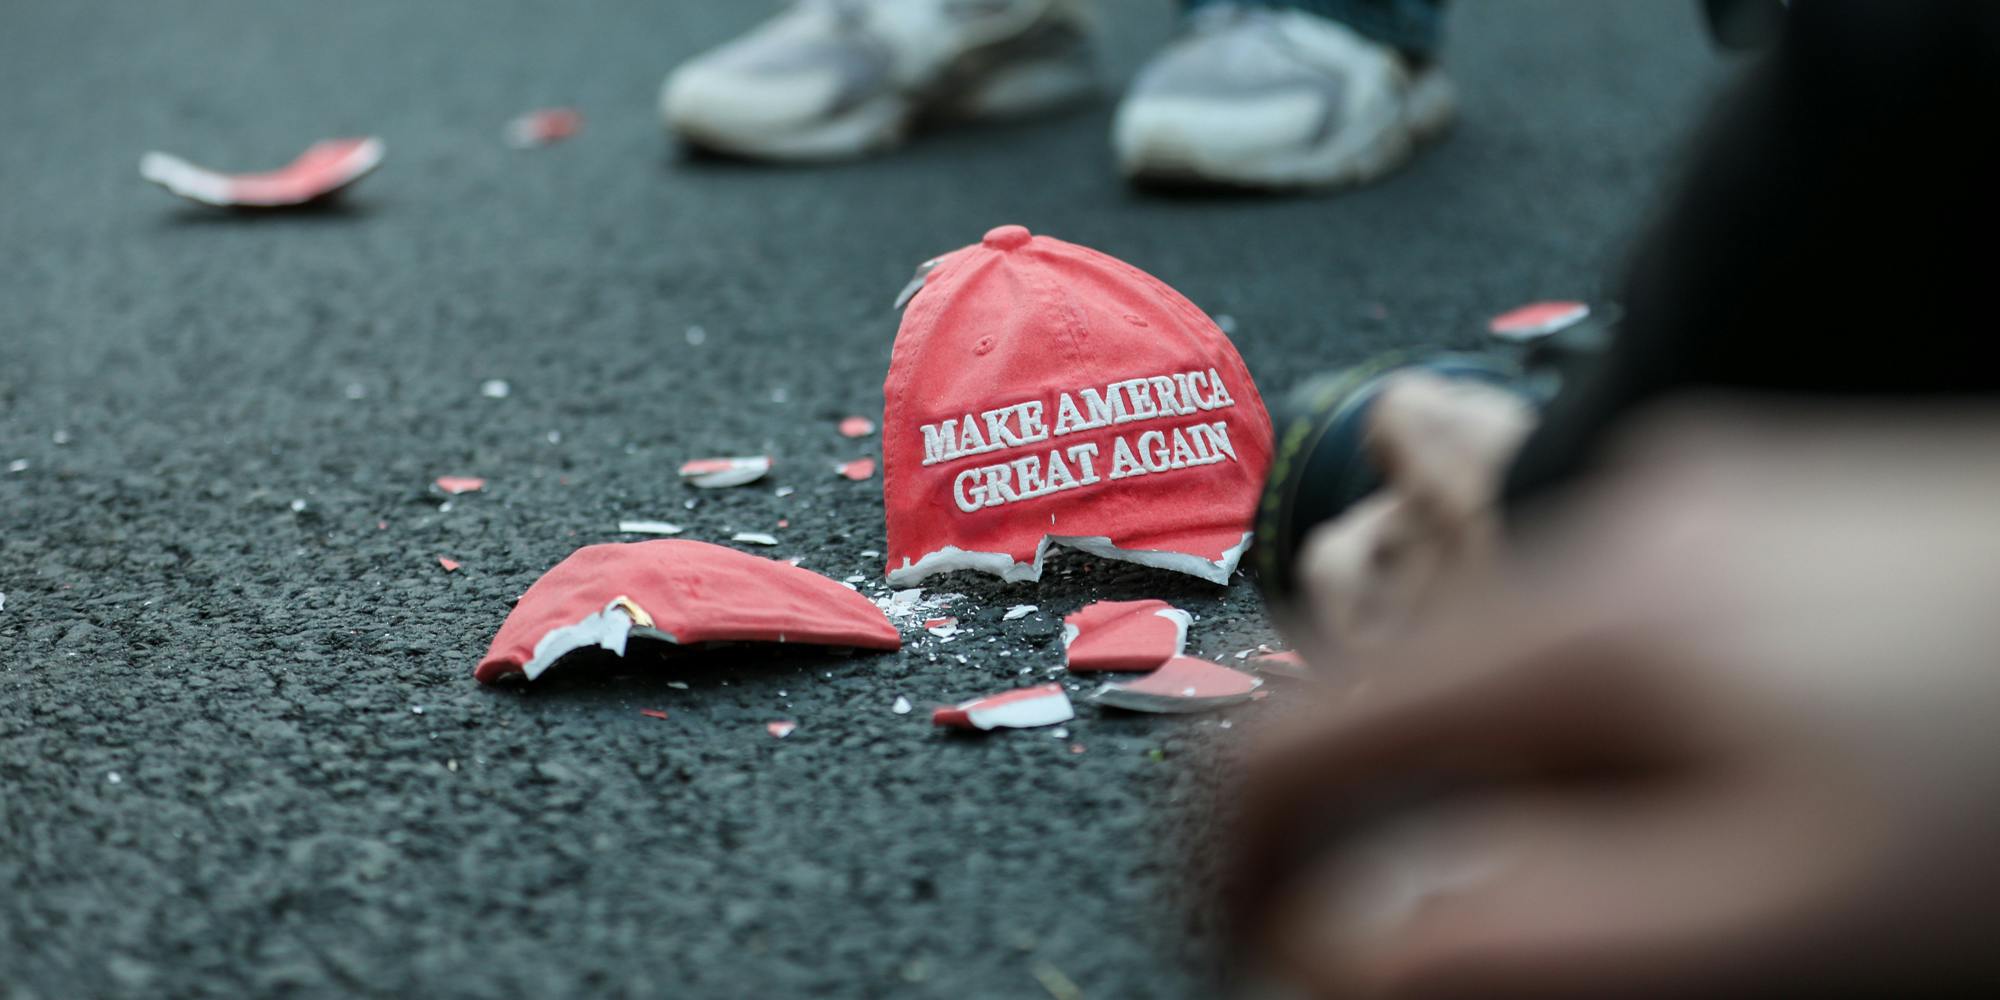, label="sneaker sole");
[664,17,1096,162]
[1117,68,1456,191]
